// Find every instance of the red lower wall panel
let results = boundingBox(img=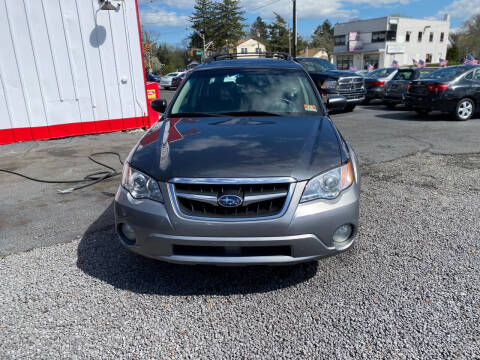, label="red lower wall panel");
[0,116,147,145]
